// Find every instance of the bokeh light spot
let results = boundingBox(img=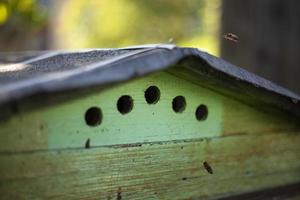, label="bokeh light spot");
[0,4,8,25]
